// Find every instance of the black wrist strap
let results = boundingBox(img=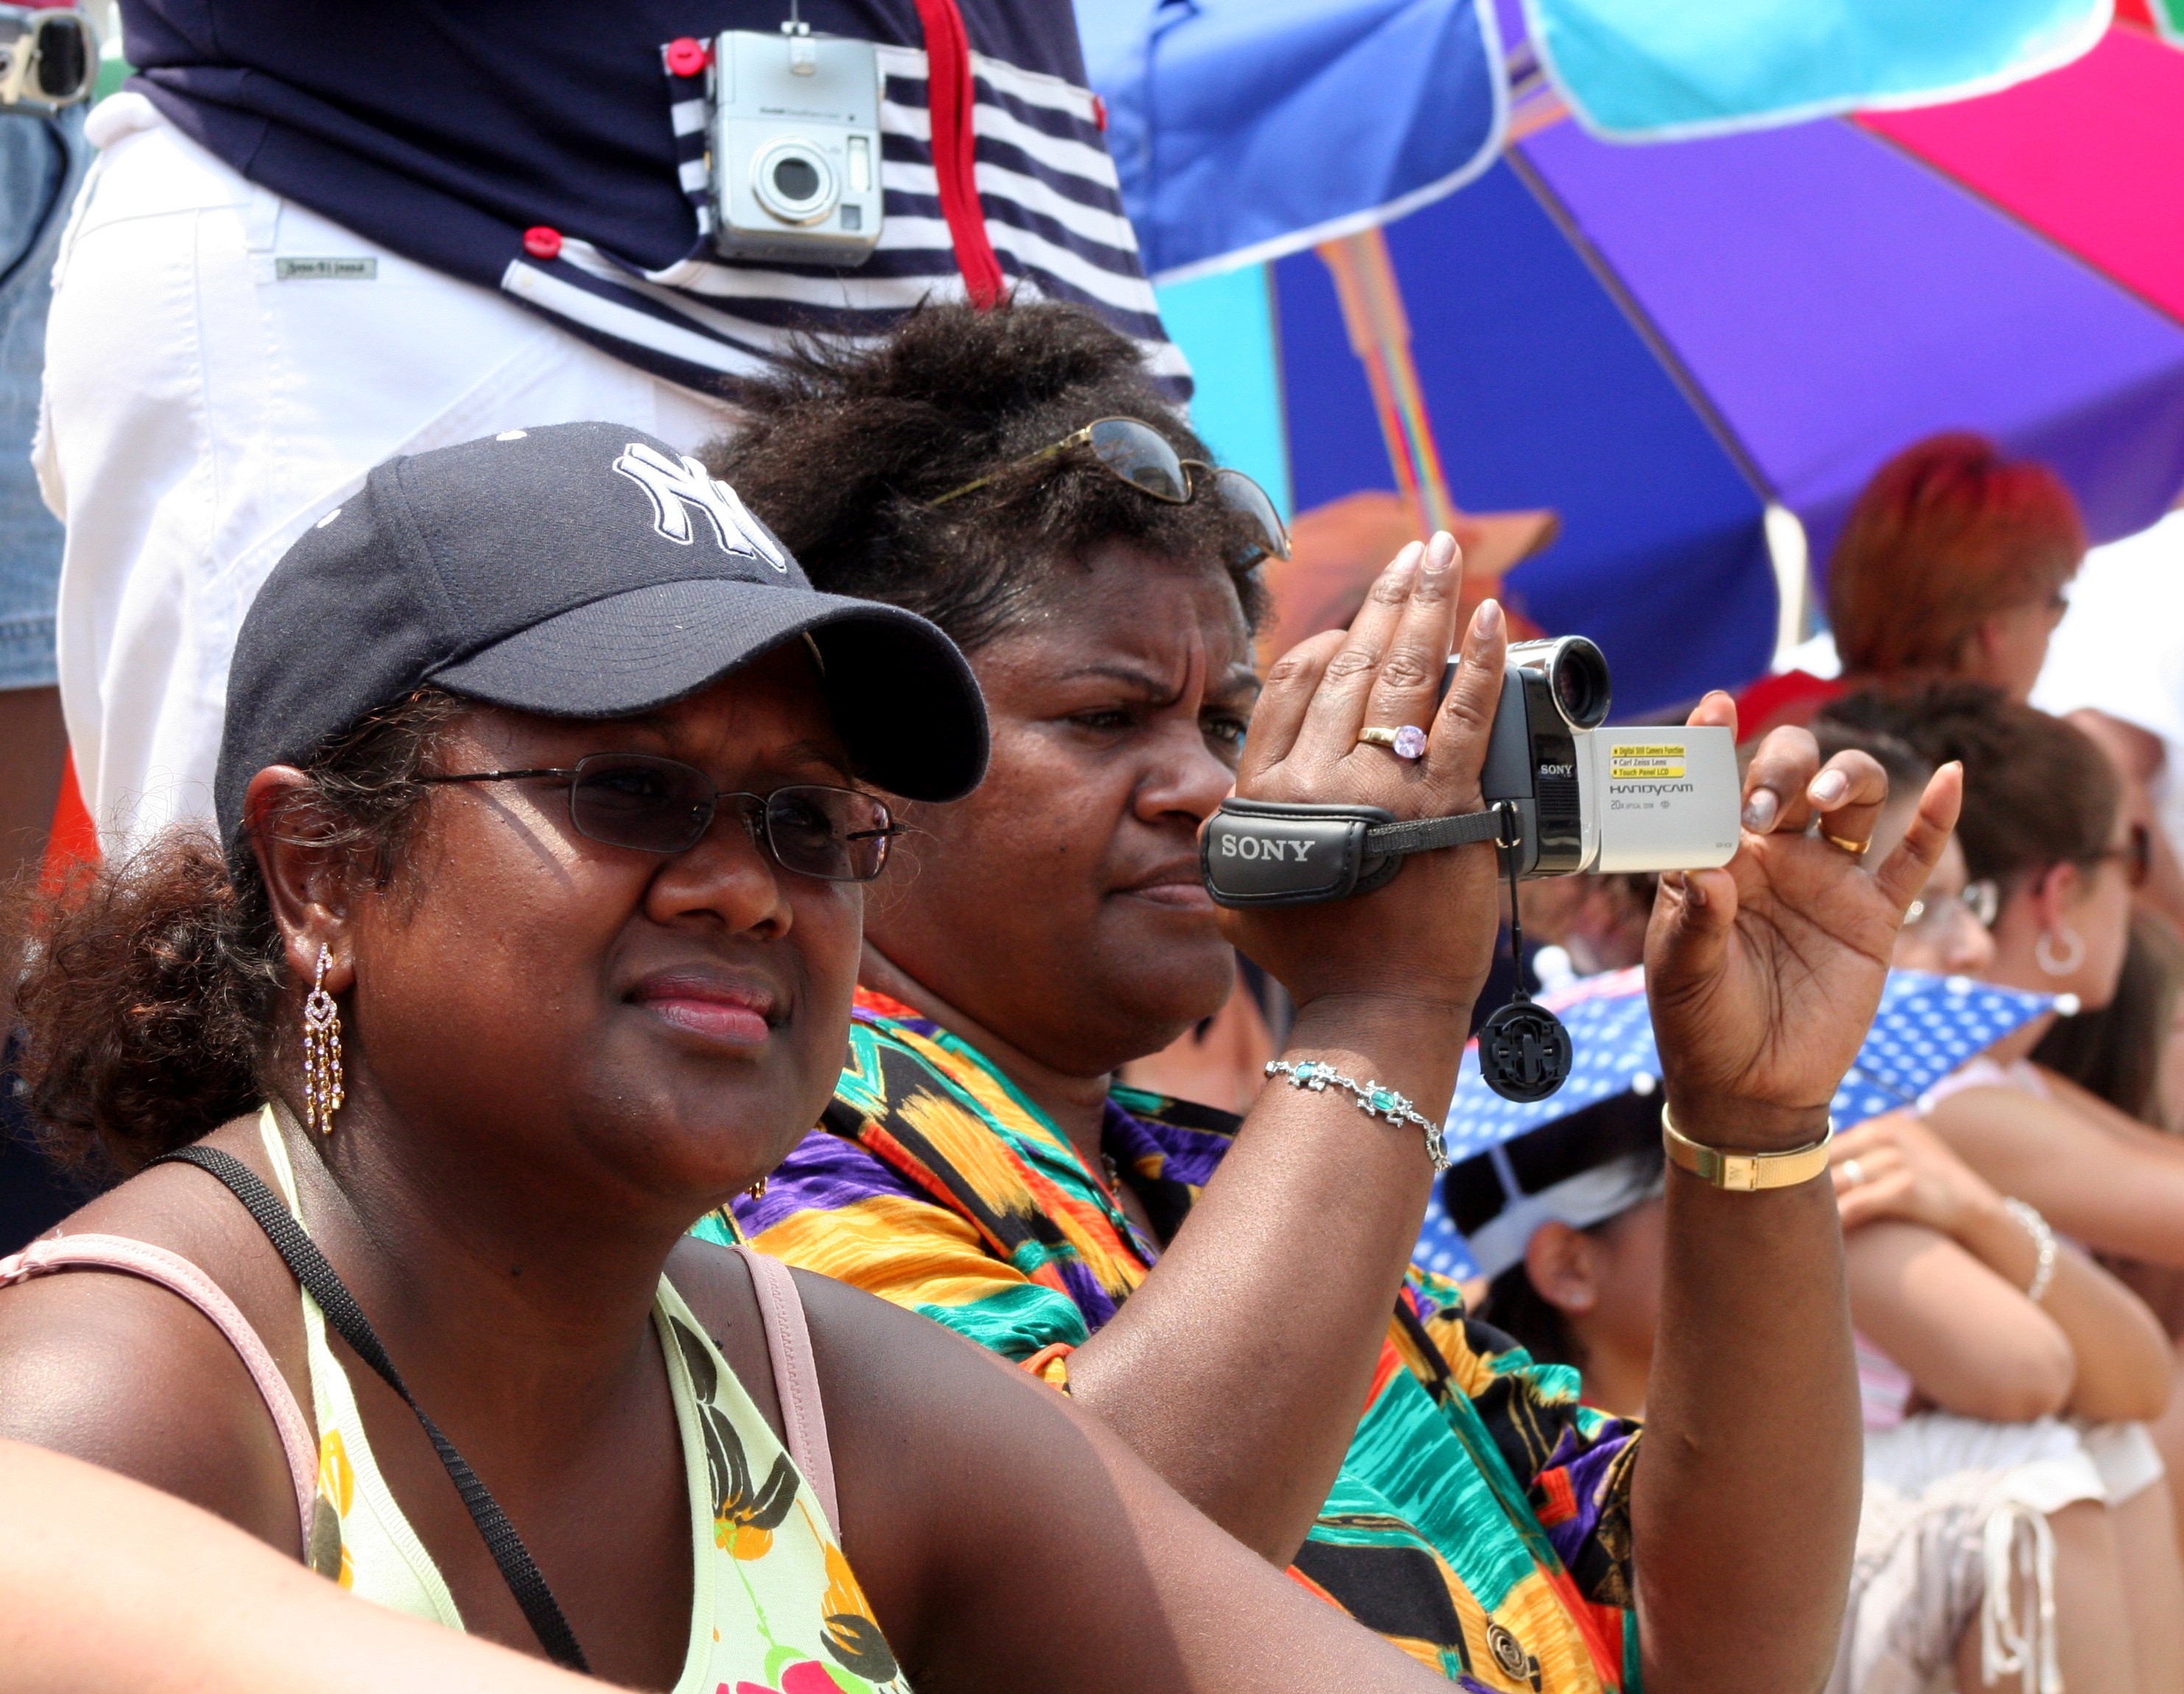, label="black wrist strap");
[152,1145,591,1676]
[1362,807,1517,857]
